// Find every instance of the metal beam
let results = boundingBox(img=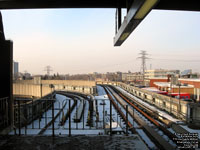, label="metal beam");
[114,0,160,46]
[0,0,199,11]
[114,0,145,46]
[0,0,127,9]
[117,7,122,30]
